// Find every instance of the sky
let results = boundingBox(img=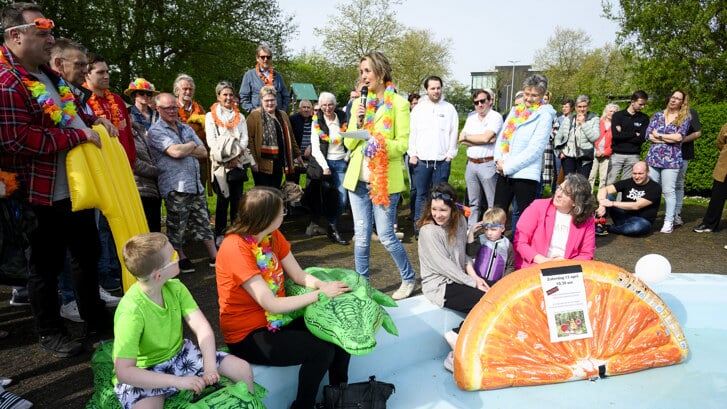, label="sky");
[276,0,621,86]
